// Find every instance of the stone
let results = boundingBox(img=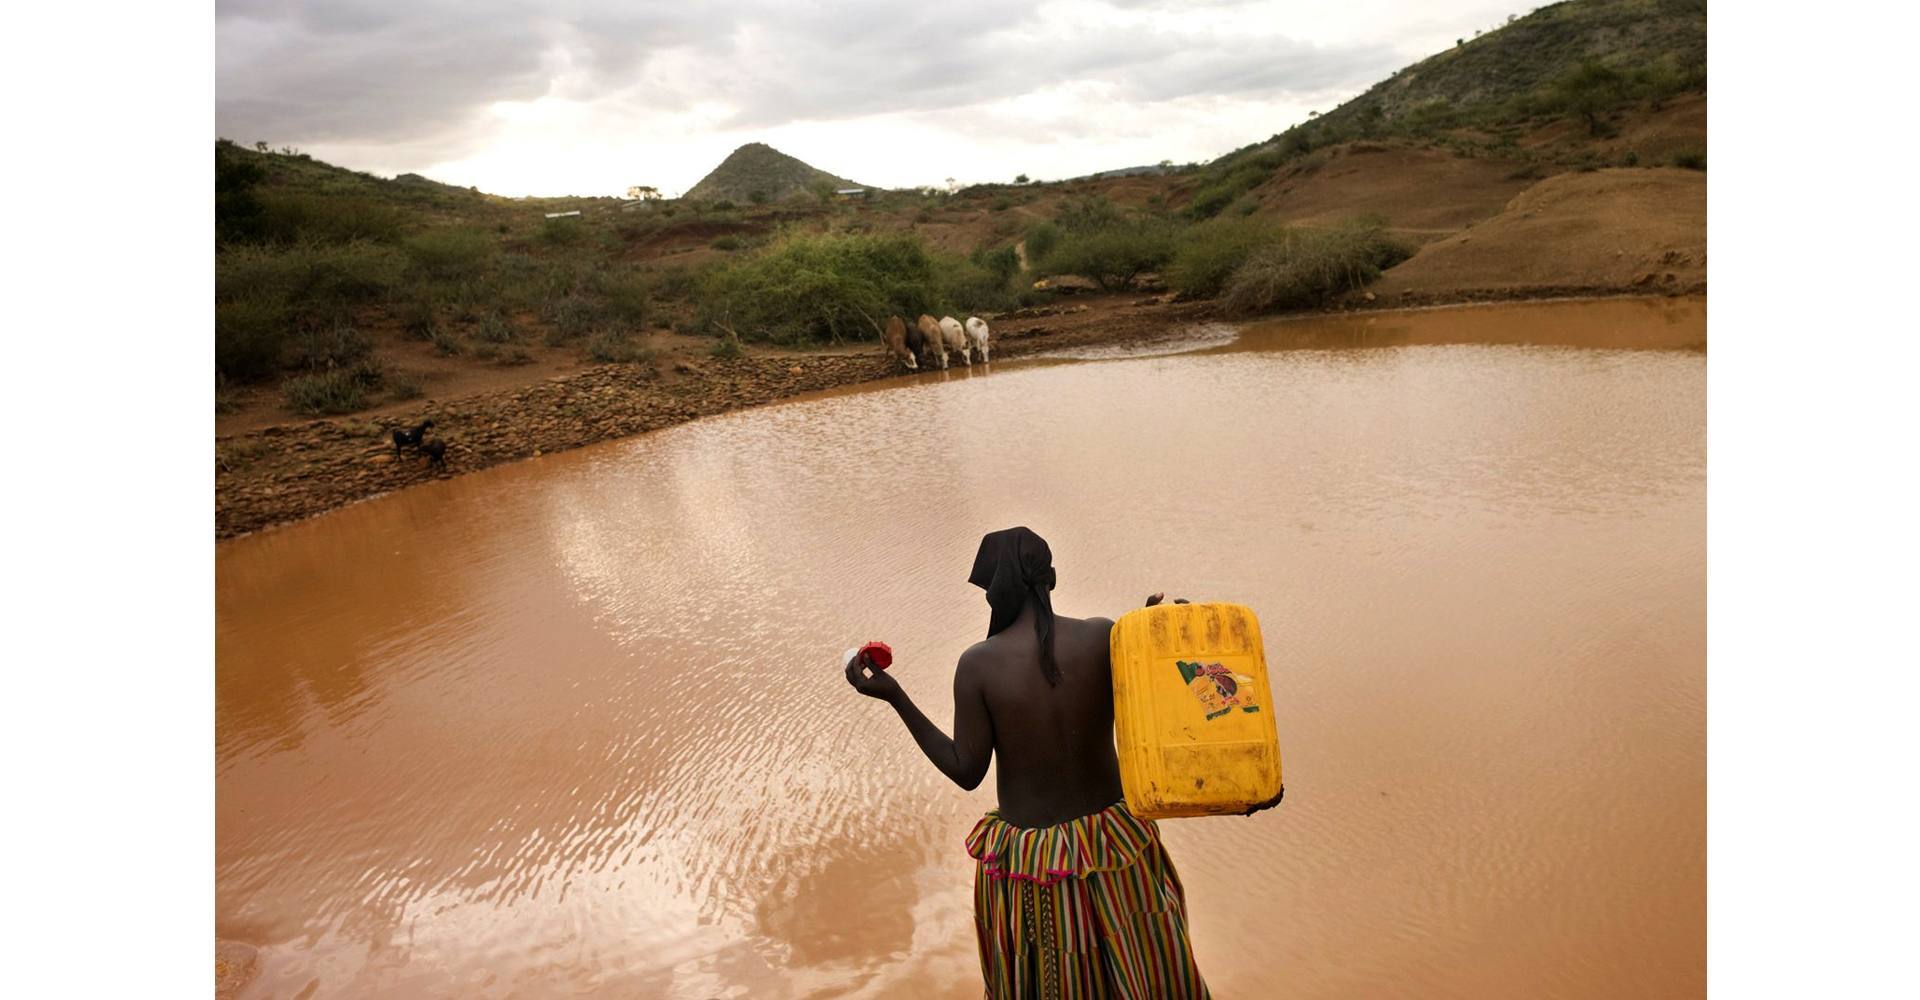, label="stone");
[788,365,804,376]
